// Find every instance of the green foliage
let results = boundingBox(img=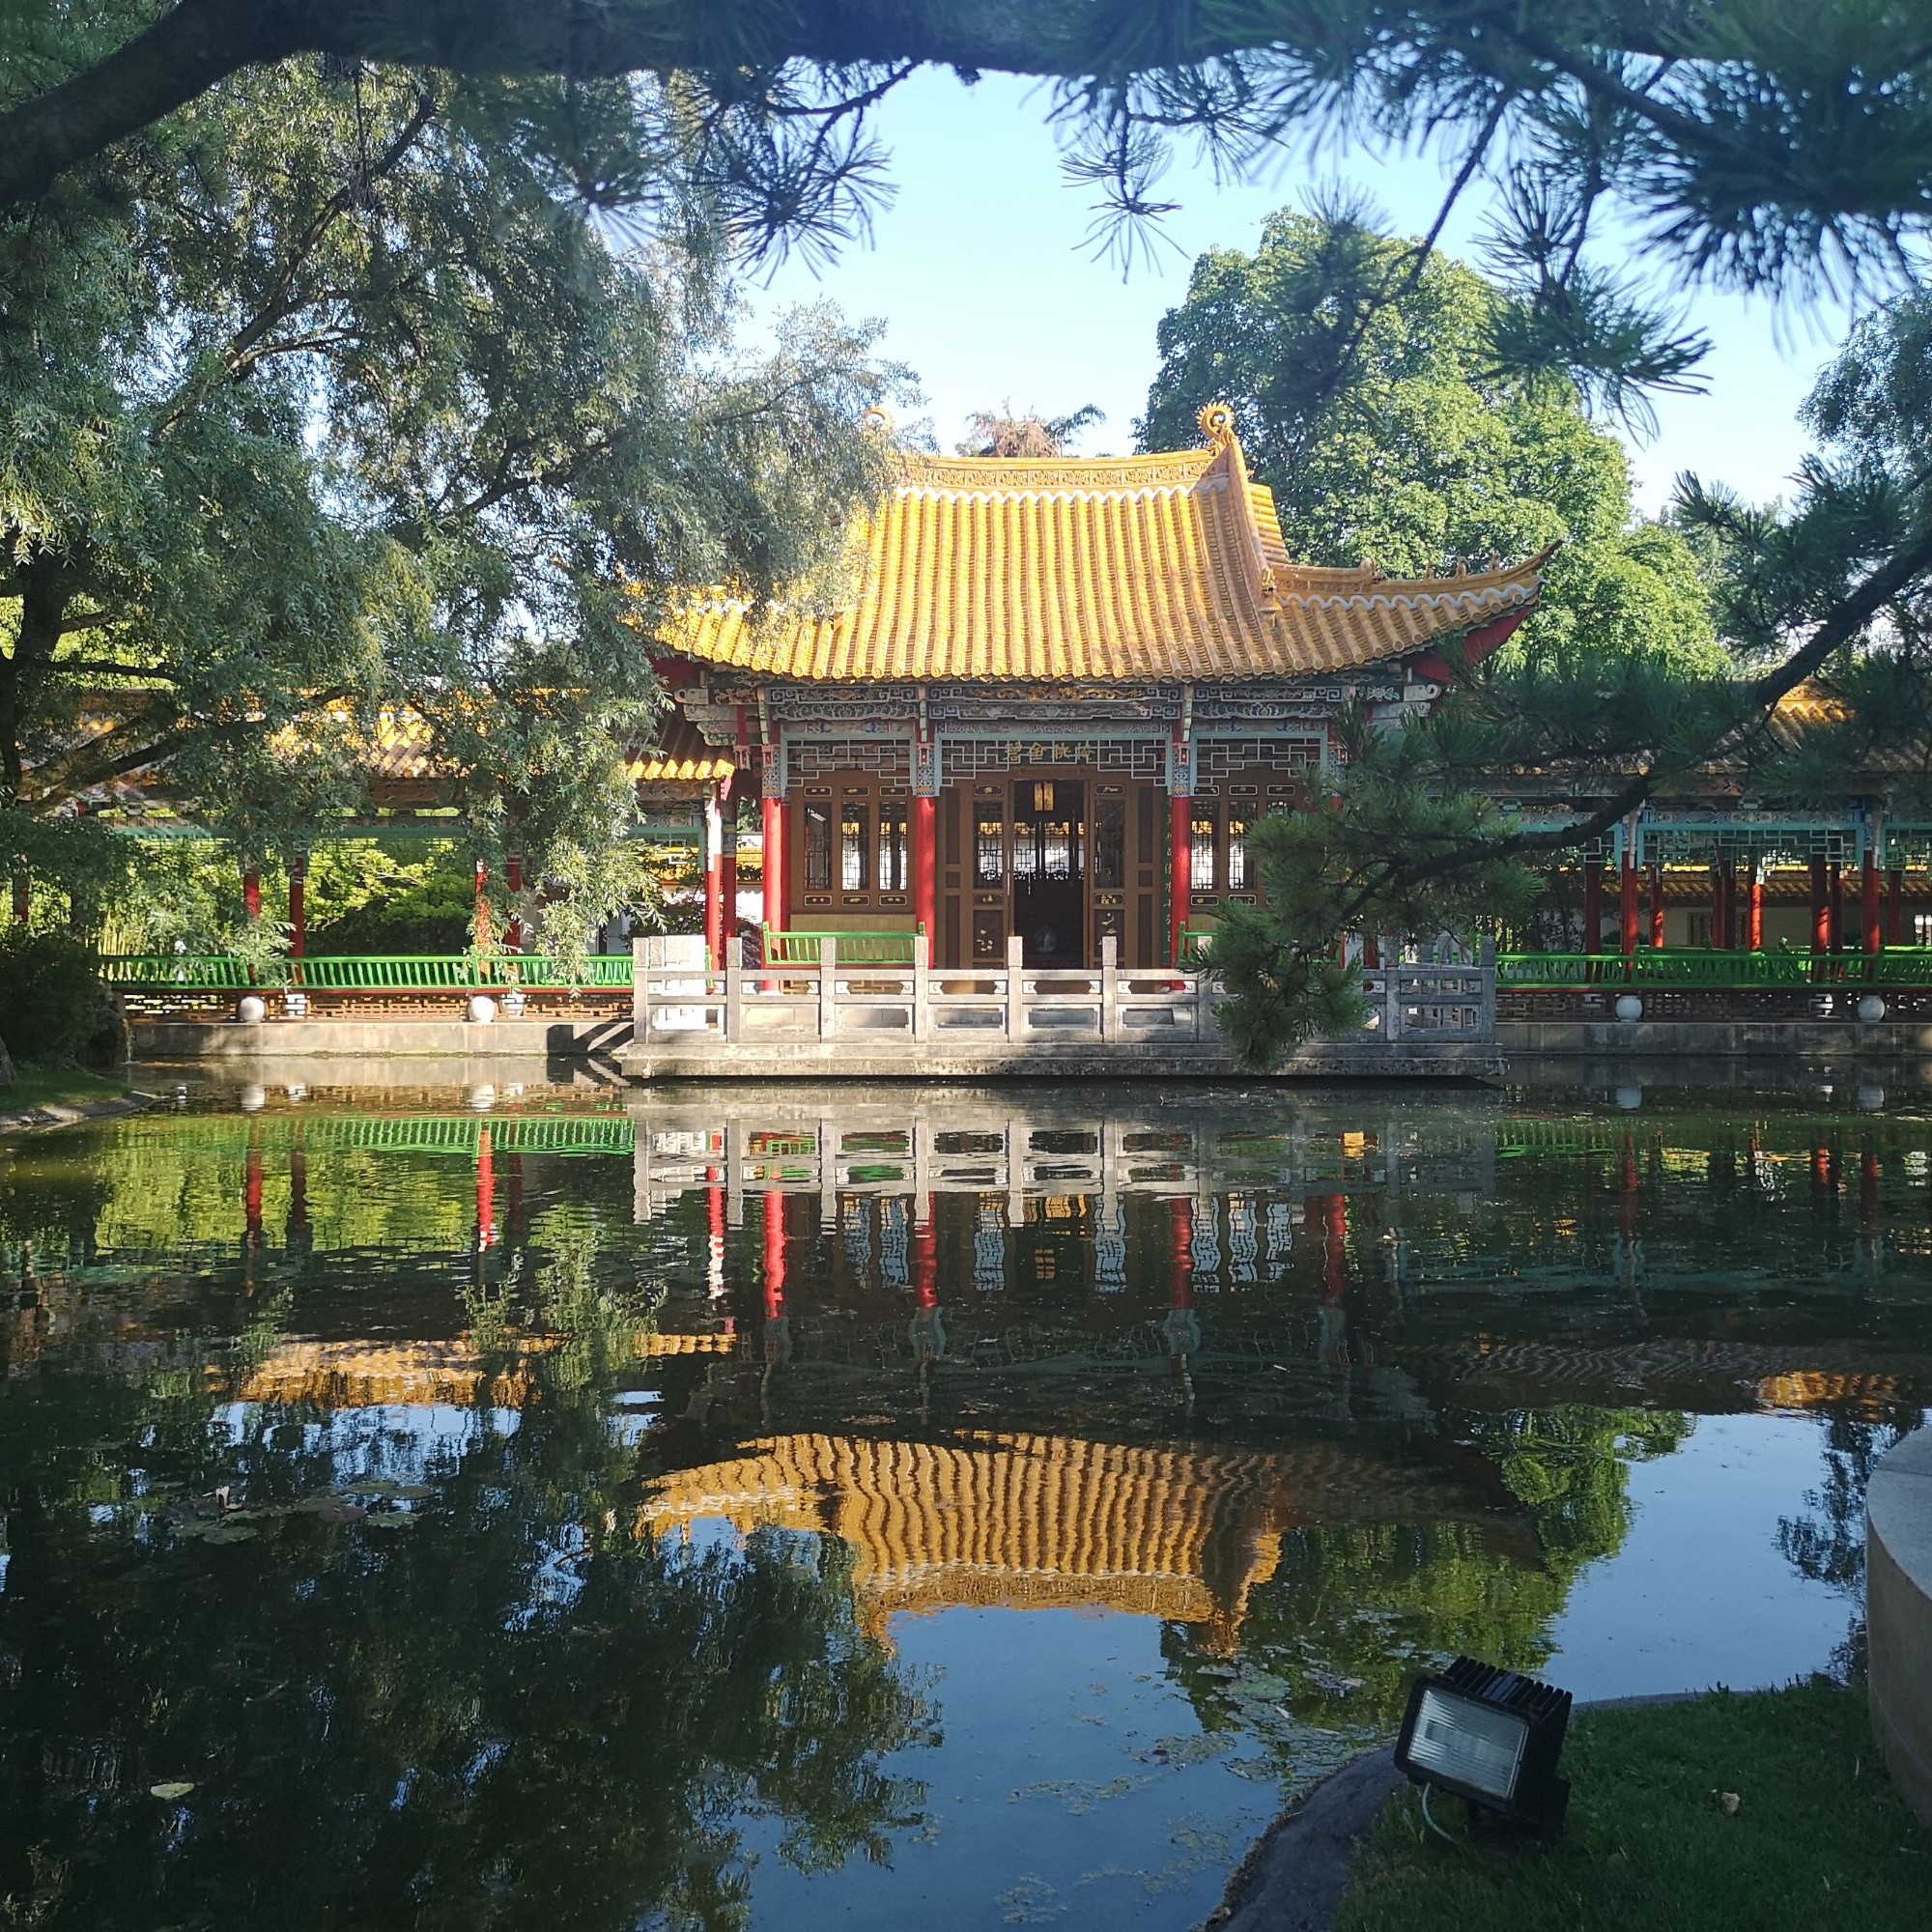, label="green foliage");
[1339,1683,1929,1932]
[0,929,115,1066]
[1,52,900,952]
[1208,711,1539,1064]
[303,841,476,954]
[1140,210,1719,674]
